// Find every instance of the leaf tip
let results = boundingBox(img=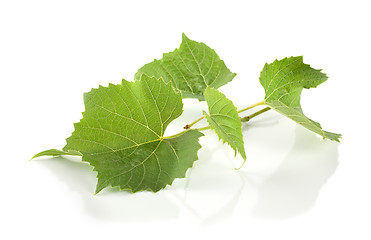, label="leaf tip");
[95,185,104,195]
[234,158,247,170]
[181,32,190,41]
